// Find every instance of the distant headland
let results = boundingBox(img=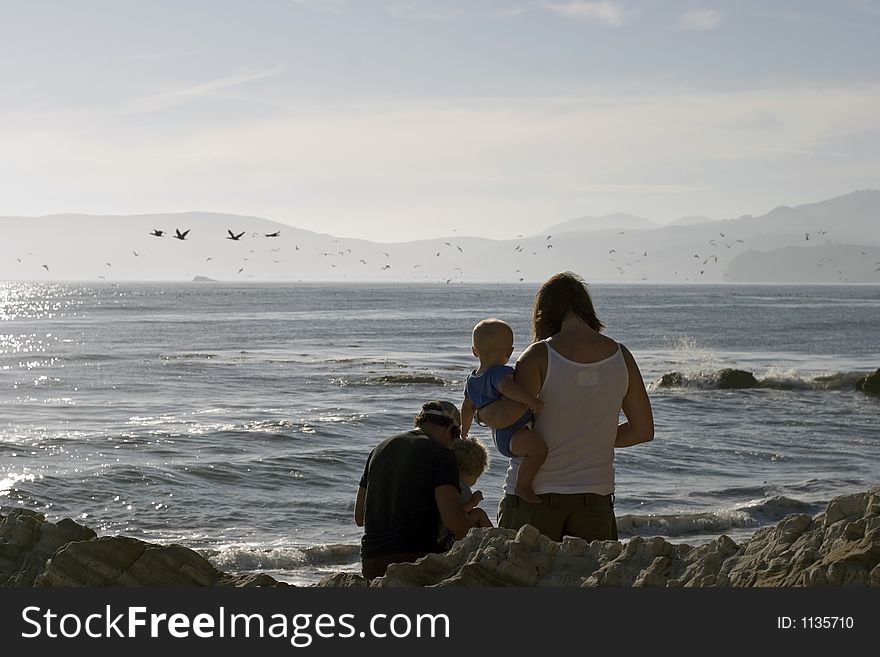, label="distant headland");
[2,189,878,284]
